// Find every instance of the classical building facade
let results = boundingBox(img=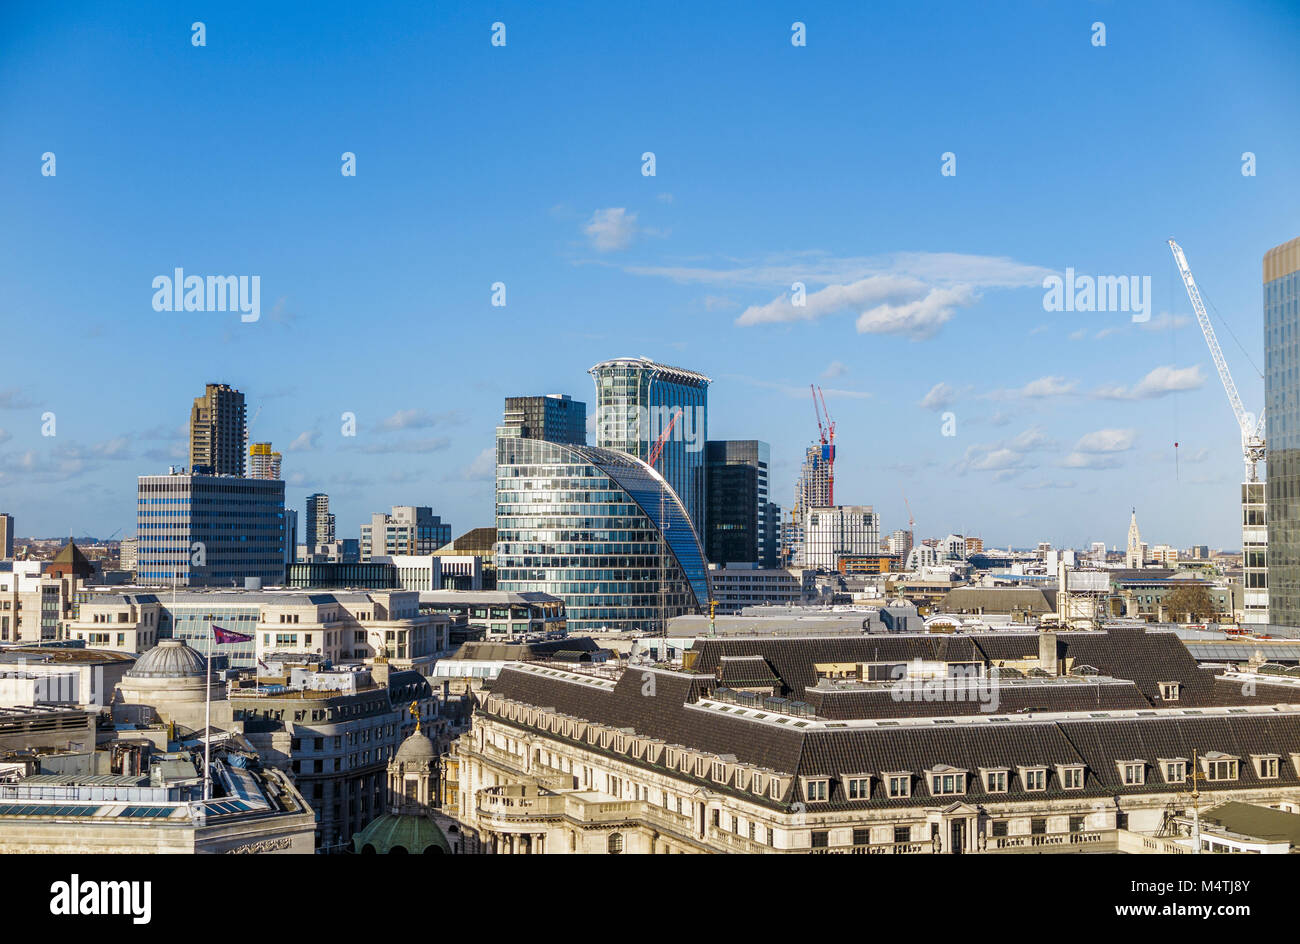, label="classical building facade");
[450,628,1300,853]
[67,589,450,671]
